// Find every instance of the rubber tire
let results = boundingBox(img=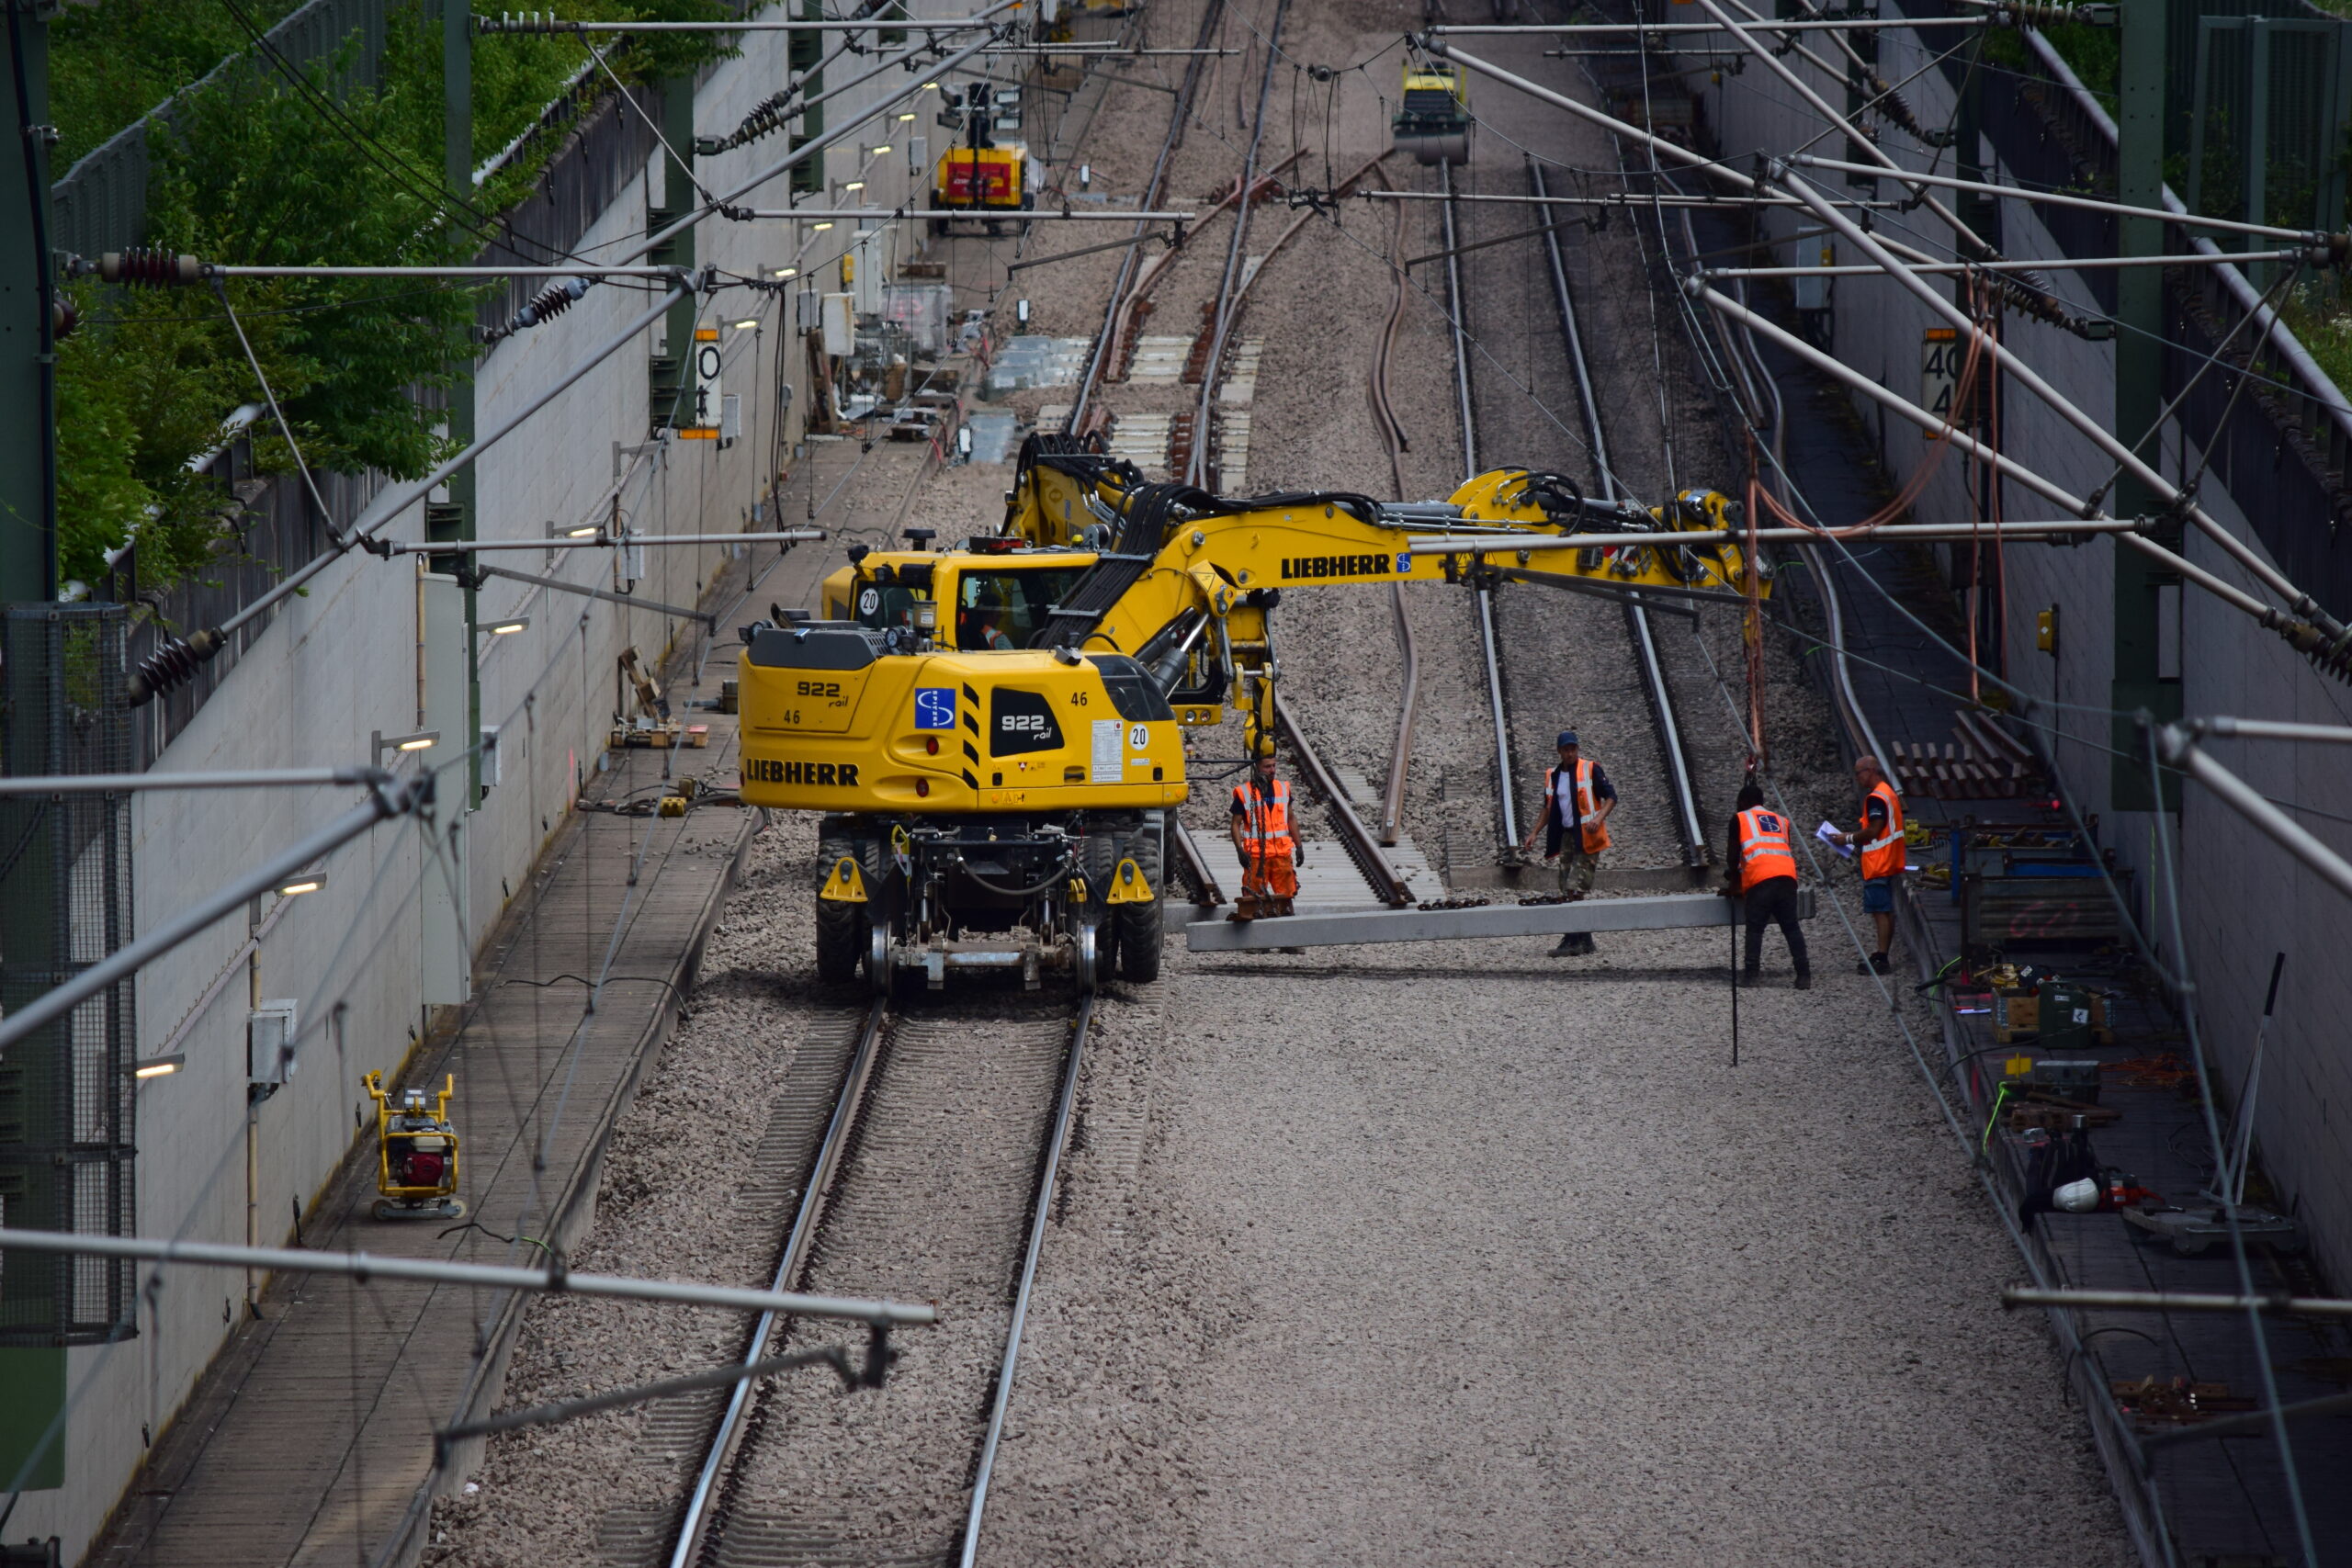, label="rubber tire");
[1114,821,1165,983]
[1079,829,1121,977]
[815,829,867,984]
